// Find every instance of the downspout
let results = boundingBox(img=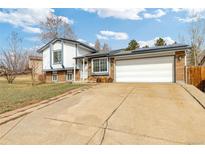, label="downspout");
[185,49,188,83]
[61,40,65,68]
[73,44,78,82]
[83,58,85,81]
[50,43,53,69]
[174,55,176,83]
